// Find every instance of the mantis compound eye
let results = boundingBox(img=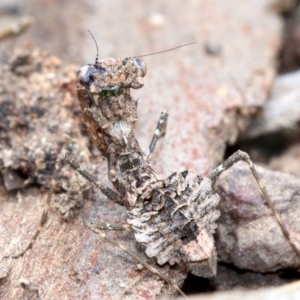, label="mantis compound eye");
[77,64,107,87]
[132,58,147,78]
